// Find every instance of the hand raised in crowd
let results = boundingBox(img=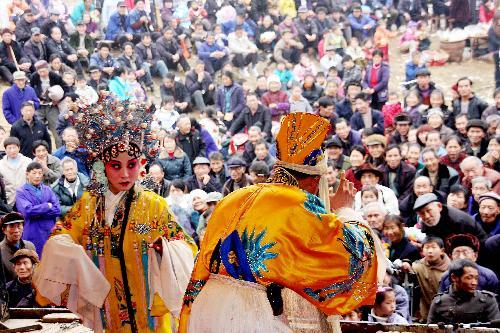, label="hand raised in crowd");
[329,172,356,212]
